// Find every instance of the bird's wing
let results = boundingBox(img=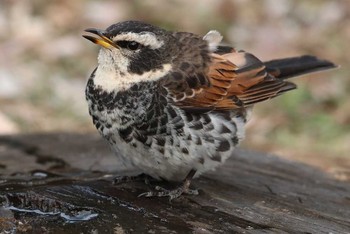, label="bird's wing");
[162,49,296,112]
